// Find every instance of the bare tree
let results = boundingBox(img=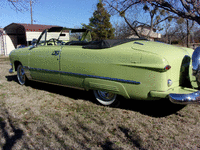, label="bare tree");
[104,0,176,39]
[7,0,31,12]
[113,21,134,39]
[103,0,141,37]
[162,18,195,46]
[144,0,200,25]
[142,4,176,38]
[162,18,174,43]
[7,0,37,24]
